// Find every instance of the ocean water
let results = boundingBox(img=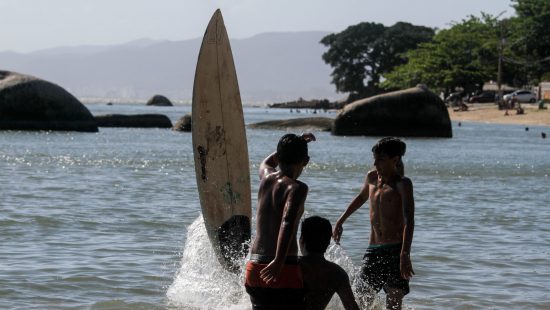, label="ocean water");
[1,103,549,310]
